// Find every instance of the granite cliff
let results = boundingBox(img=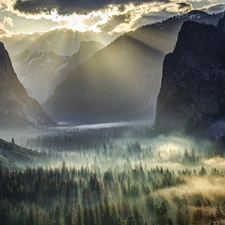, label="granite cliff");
[155,14,225,133]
